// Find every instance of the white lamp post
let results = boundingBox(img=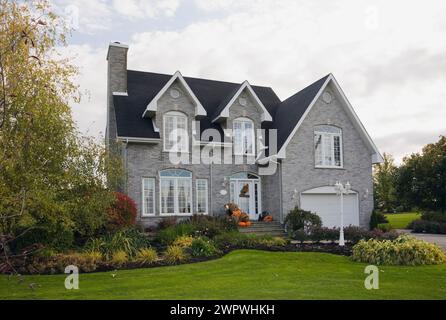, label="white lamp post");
[334,181,351,247]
